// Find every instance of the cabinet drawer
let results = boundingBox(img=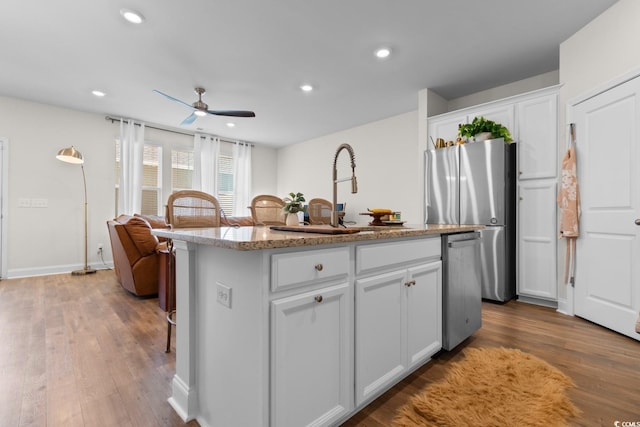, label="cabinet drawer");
[271,247,350,292]
[356,237,440,276]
